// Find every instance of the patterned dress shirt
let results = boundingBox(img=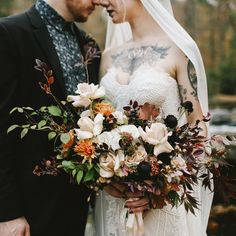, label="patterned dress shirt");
[35,0,87,95]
